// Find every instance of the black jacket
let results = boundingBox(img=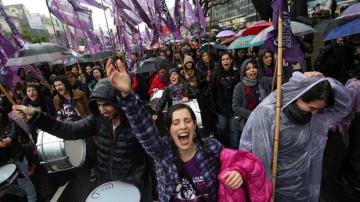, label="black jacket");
[211,68,240,117]
[29,79,148,189]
